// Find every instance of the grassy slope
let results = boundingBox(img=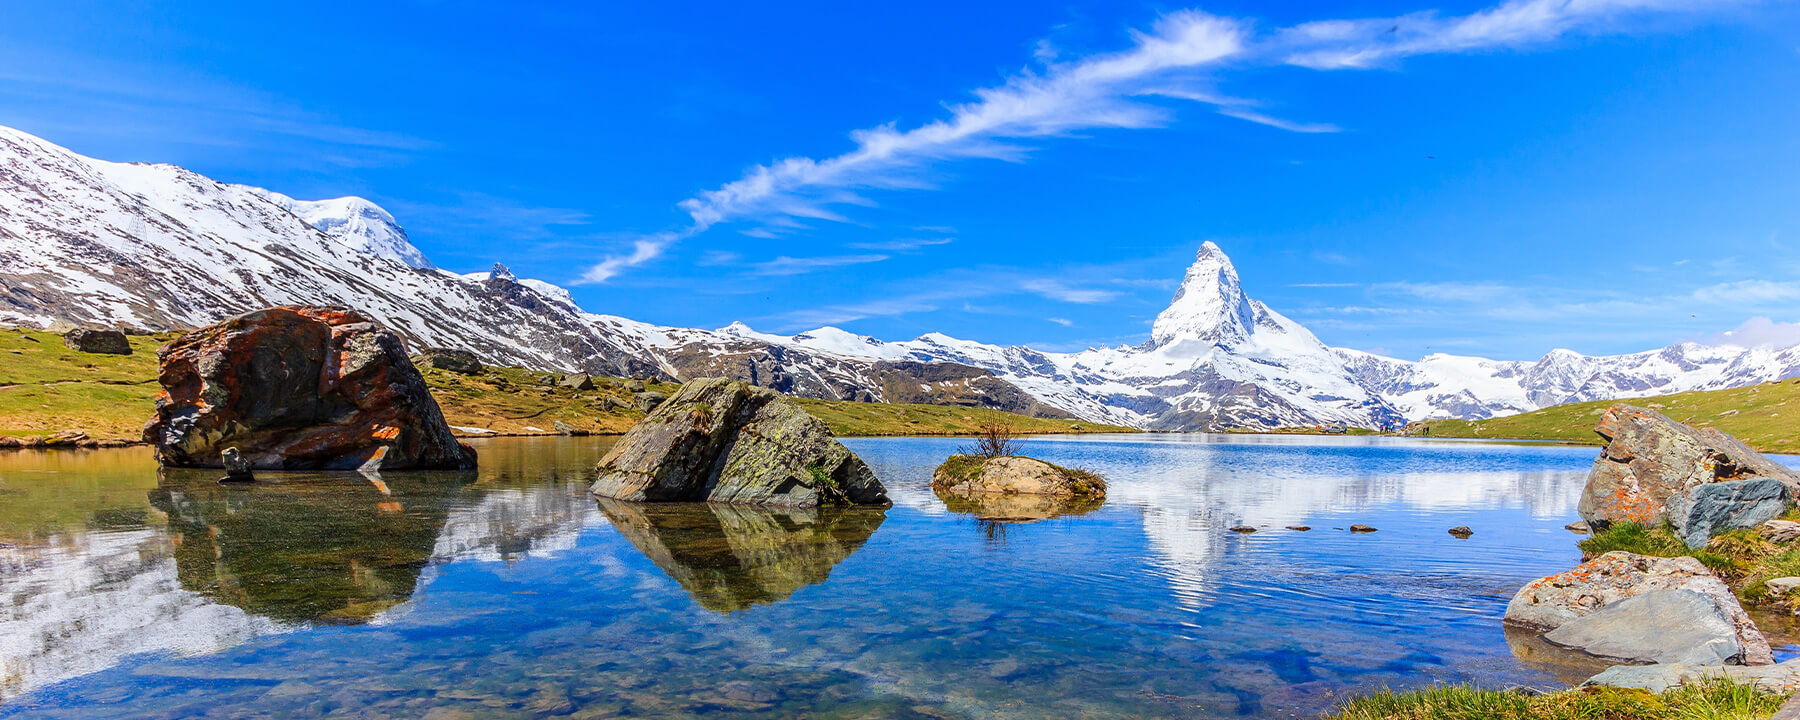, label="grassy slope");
[1413,378,1800,453]
[0,328,1137,439]
[0,328,172,438]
